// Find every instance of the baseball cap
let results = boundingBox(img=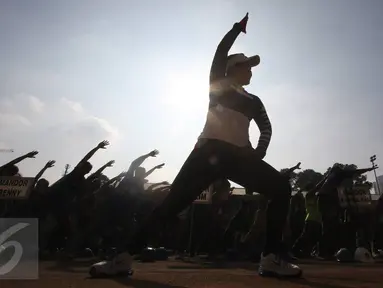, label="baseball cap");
[226,53,260,71]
